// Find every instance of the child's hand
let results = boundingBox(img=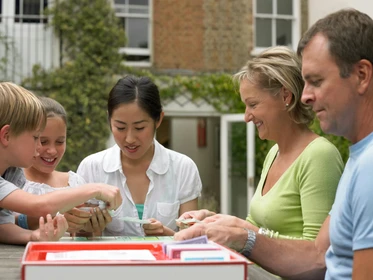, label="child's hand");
[31,214,68,241]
